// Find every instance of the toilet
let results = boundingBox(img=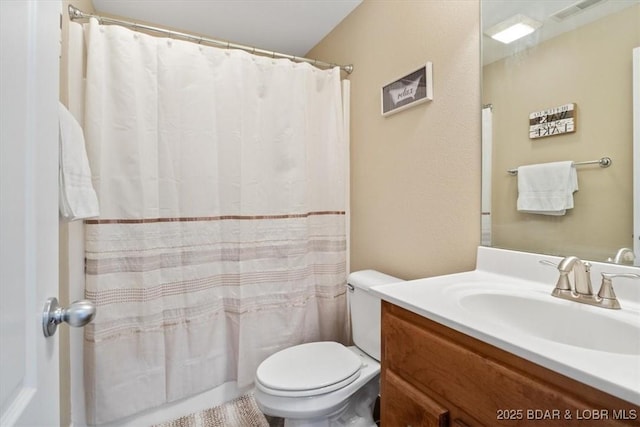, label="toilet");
[254,270,403,427]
